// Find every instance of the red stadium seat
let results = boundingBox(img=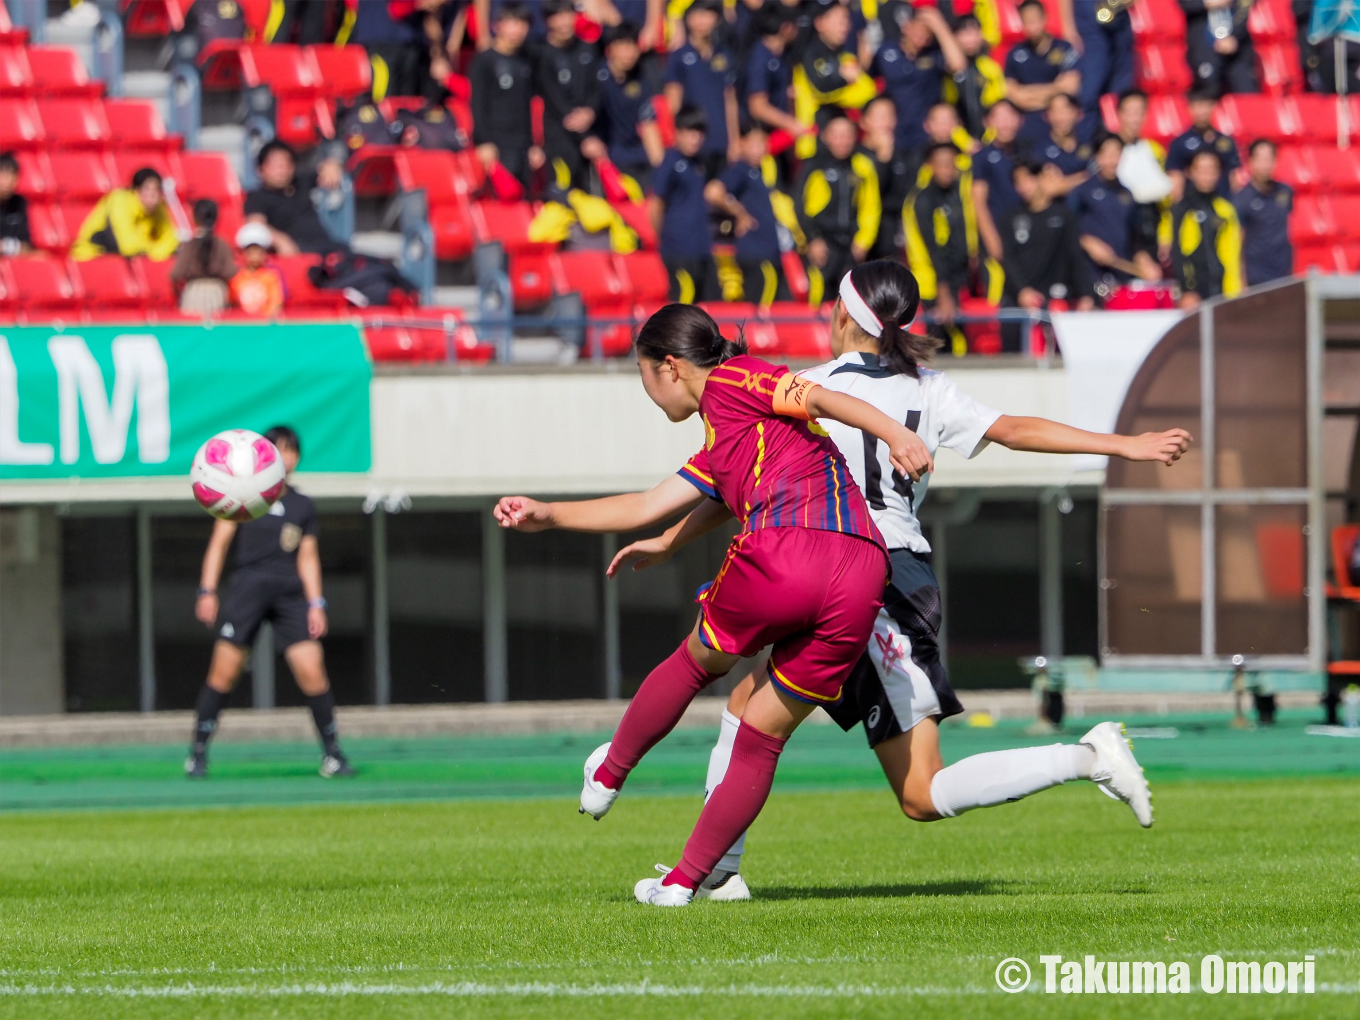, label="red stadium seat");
[393,148,473,205]
[25,202,67,252]
[1214,95,1294,143]
[761,302,831,360]
[109,150,185,190]
[122,0,193,37]
[26,46,100,96]
[0,44,29,94]
[1289,195,1337,245]
[553,250,626,309]
[307,45,372,100]
[0,97,41,147]
[509,250,553,310]
[781,250,810,302]
[35,98,109,147]
[175,151,242,202]
[1294,242,1346,274]
[428,203,475,261]
[68,255,143,310]
[1134,43,1192,95]
[1248,0,1295,43]
[1257,42,1303,96]
[60,199,97,239]
[103,99,180,154]
[471,200,540,256]
[1273,146,1314,192]
[273,255,349,311]
[1329,196,1360,238]
[242,44,319,92]
[13,149,50,198]
[651,94,674,148]
[346,146,400,198]
[133,255,178,308]
[365,325,448,362]
[1309,146,1360,192]
[1143,95,1189,143]
[613,250,668,303]
[1290,95,1340,144]
[48,150,115,199]
[2,256,78,311]
[1129,0,1186,42]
